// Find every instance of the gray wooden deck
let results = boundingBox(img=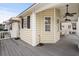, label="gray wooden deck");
[0,35,79,56]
